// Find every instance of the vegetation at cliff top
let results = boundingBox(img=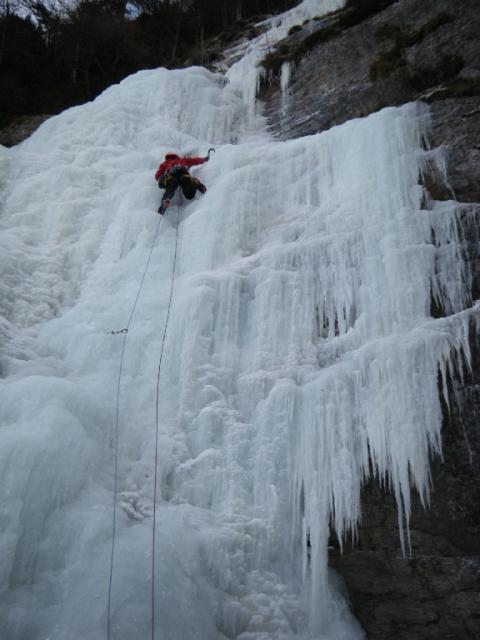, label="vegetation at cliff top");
[0,0,296,128]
